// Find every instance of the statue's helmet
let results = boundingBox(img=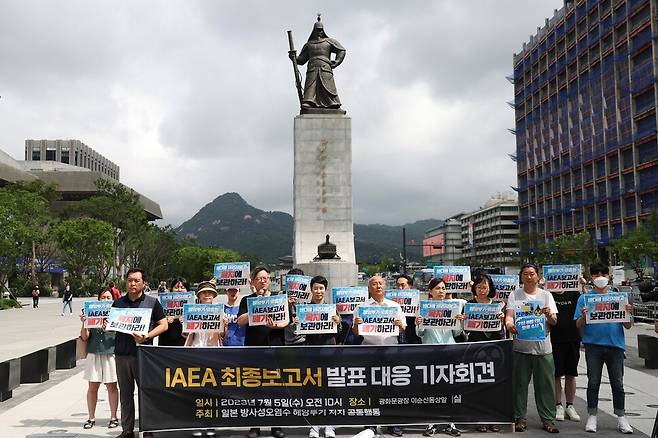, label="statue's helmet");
[308,16,328,41]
